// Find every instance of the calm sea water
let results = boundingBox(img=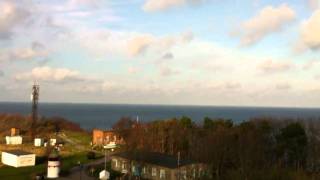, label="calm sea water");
[1,102,320,130]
